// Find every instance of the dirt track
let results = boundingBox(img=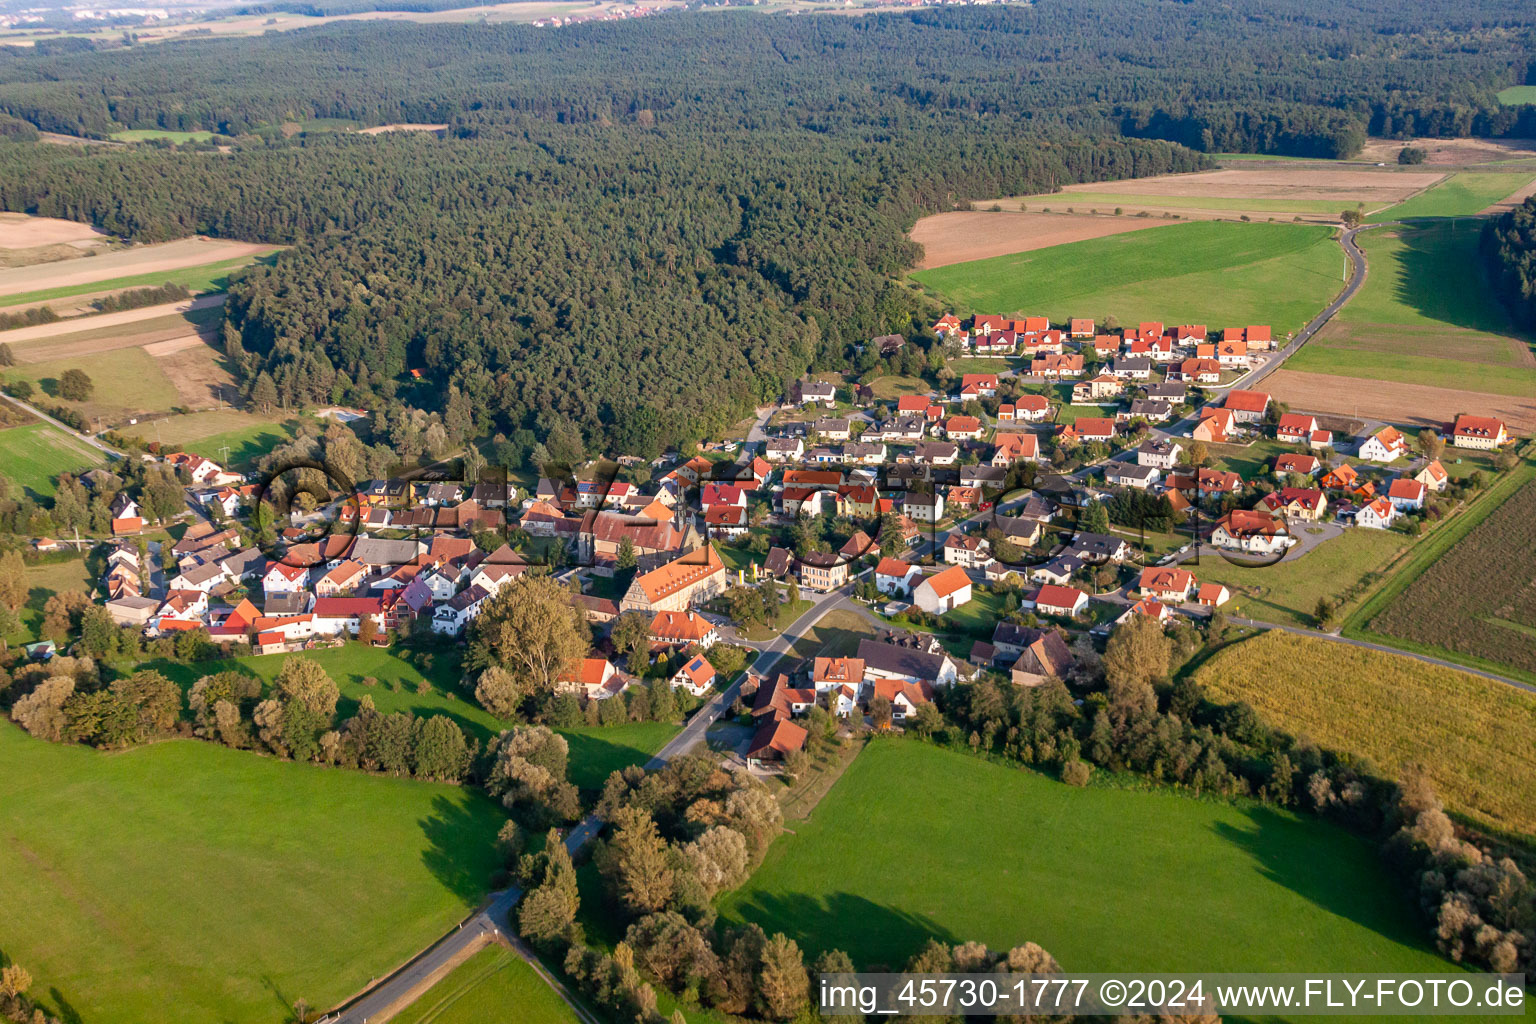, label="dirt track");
[1266,369,1536,432]
[909,211,1170,269]
[0,239,271,297]
[0,293,224,345]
